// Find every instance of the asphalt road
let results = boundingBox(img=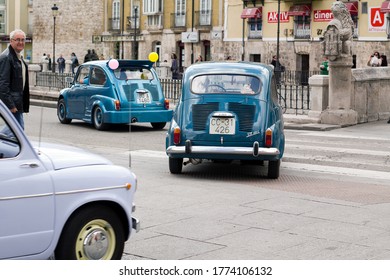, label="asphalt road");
[24,106,390,260]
